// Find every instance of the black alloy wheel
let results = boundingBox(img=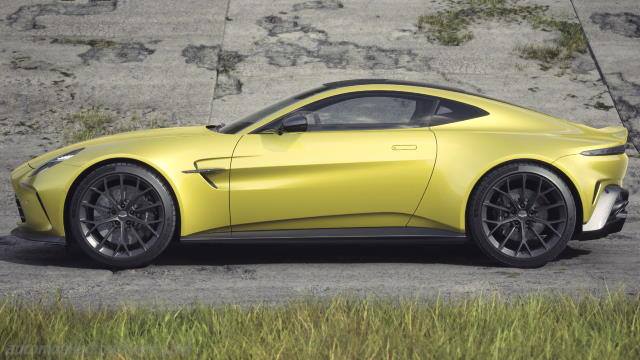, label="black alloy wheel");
[68,163,176,268]
[468,162,576,268]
